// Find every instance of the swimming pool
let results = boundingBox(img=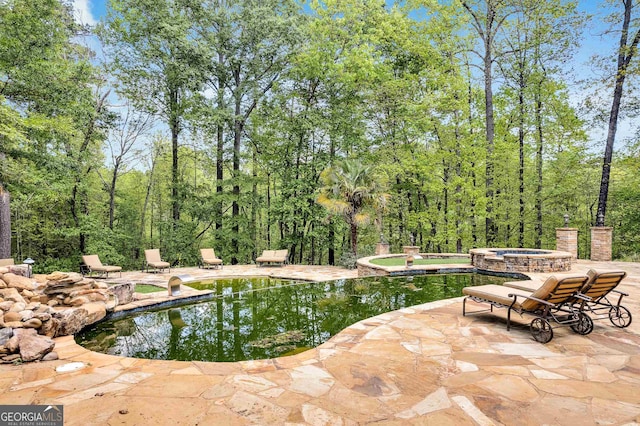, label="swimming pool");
[76,273,515,362]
